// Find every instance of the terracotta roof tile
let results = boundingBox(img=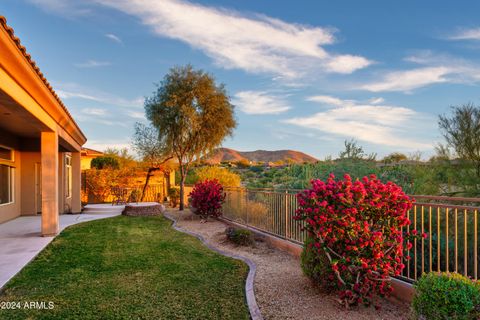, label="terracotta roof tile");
[0,15,83,136]
[81,147,104,156]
